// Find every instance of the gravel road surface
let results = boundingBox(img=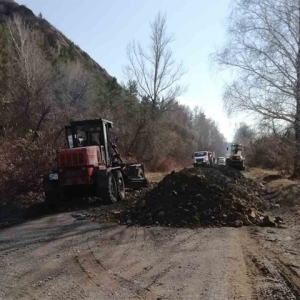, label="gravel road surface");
[1,212,300,299]
[0,213,253,300]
